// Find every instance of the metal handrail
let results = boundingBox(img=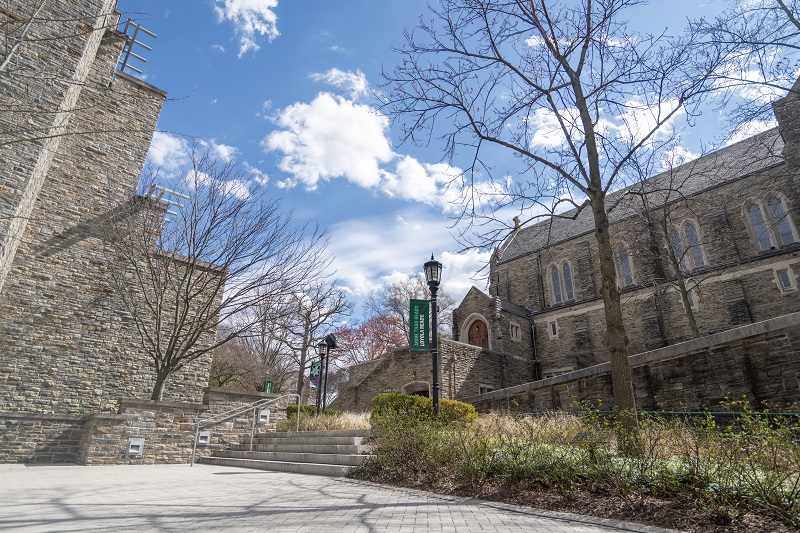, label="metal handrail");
[190,393,301,466]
